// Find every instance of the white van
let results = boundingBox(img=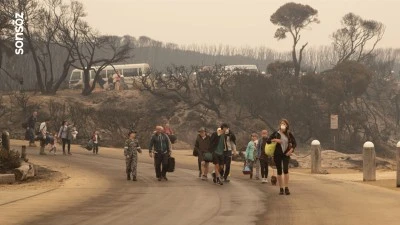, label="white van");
[224,65,259,73]
[68,63,150,89]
